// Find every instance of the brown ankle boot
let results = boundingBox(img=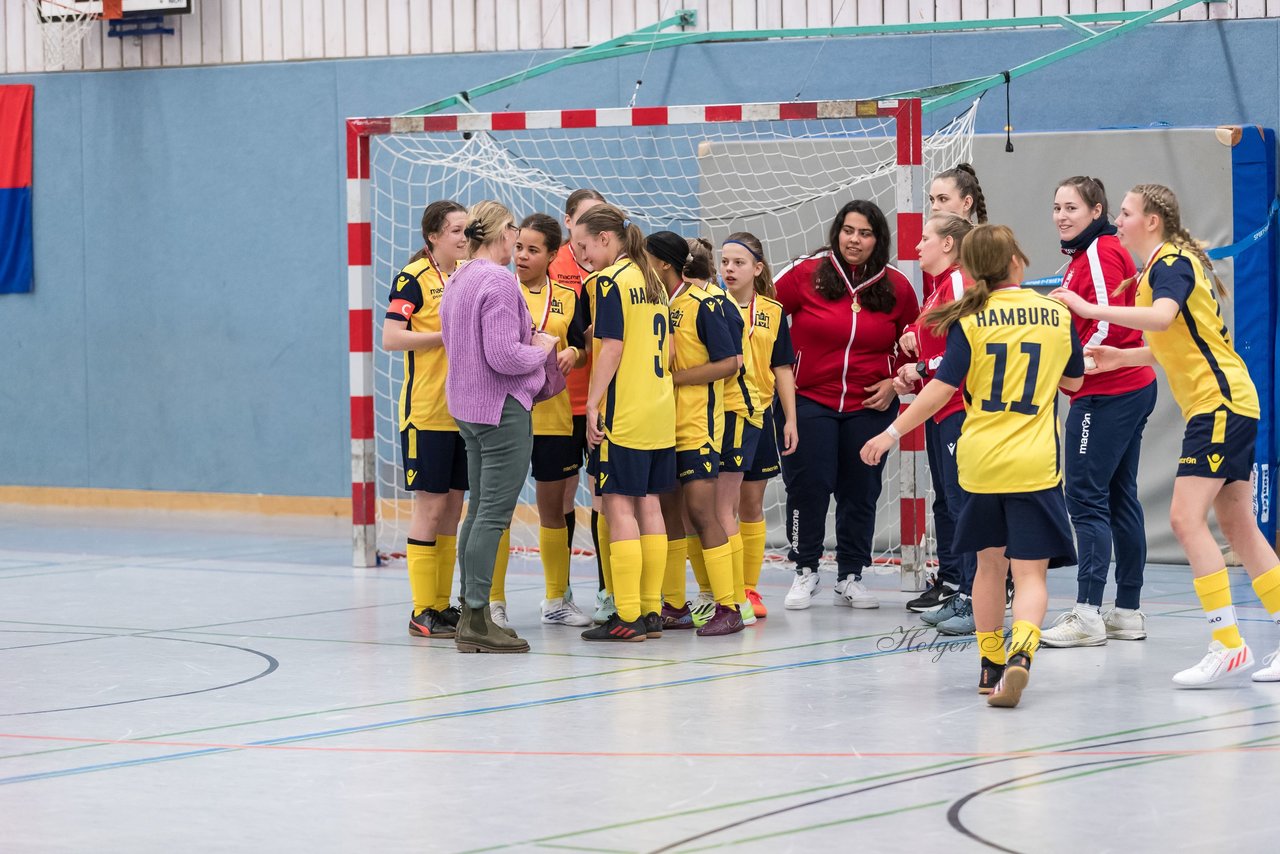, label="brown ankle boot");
[456,603,529,654]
